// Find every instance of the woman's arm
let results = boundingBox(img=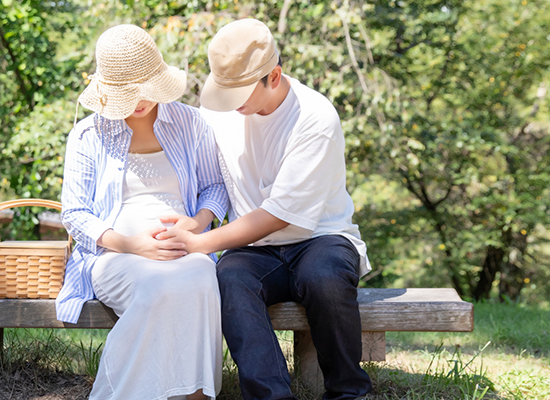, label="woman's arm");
[62,119,189,260]
[61,122,113,254]
[97,227,187,260]
[193,113,229,226]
